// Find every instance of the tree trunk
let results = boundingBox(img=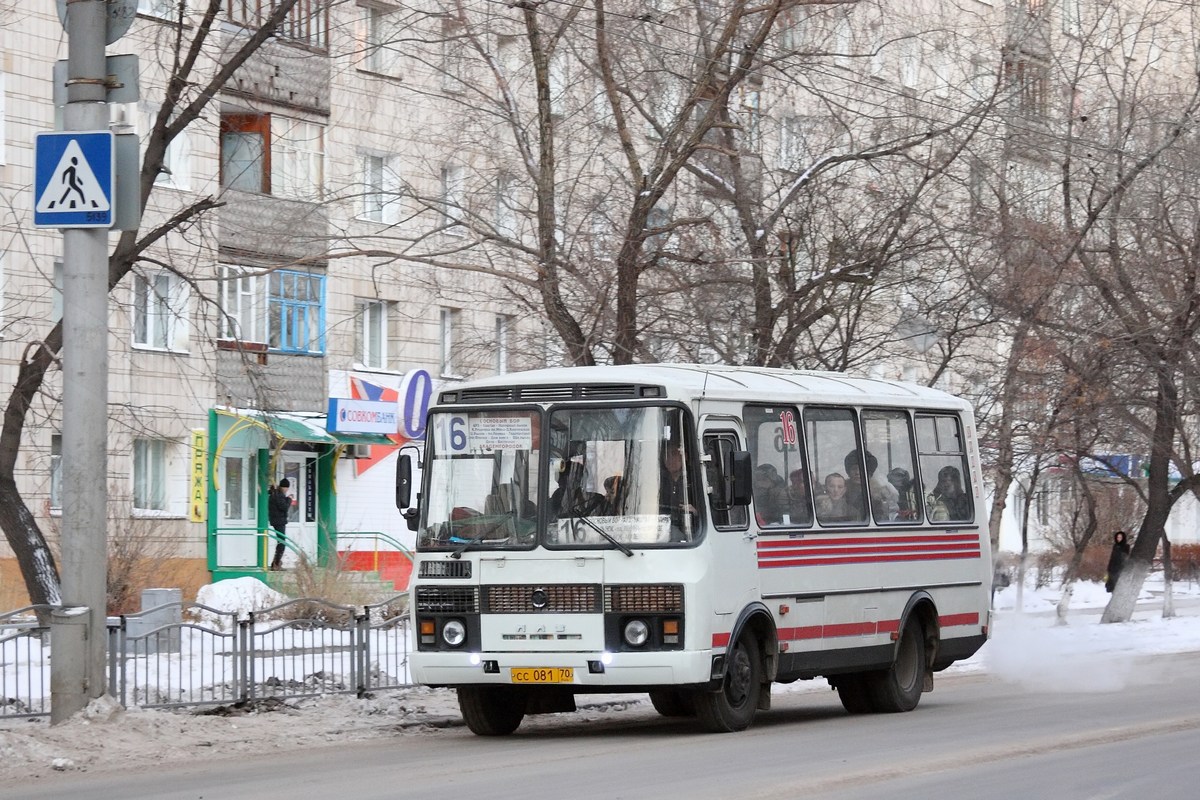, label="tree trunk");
[0,477,61,608]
